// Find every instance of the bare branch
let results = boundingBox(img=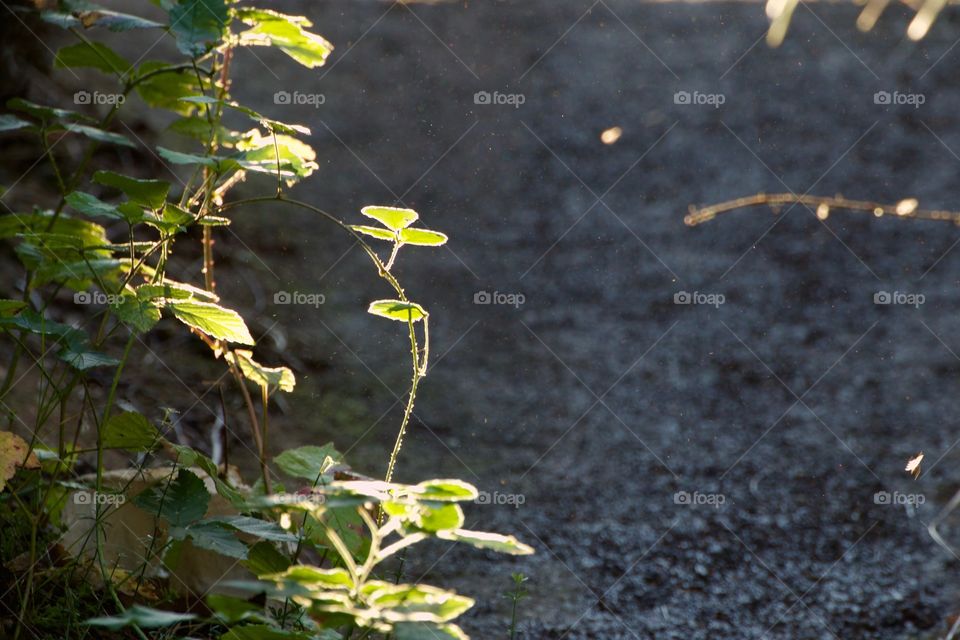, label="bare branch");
[685,193,960,227]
